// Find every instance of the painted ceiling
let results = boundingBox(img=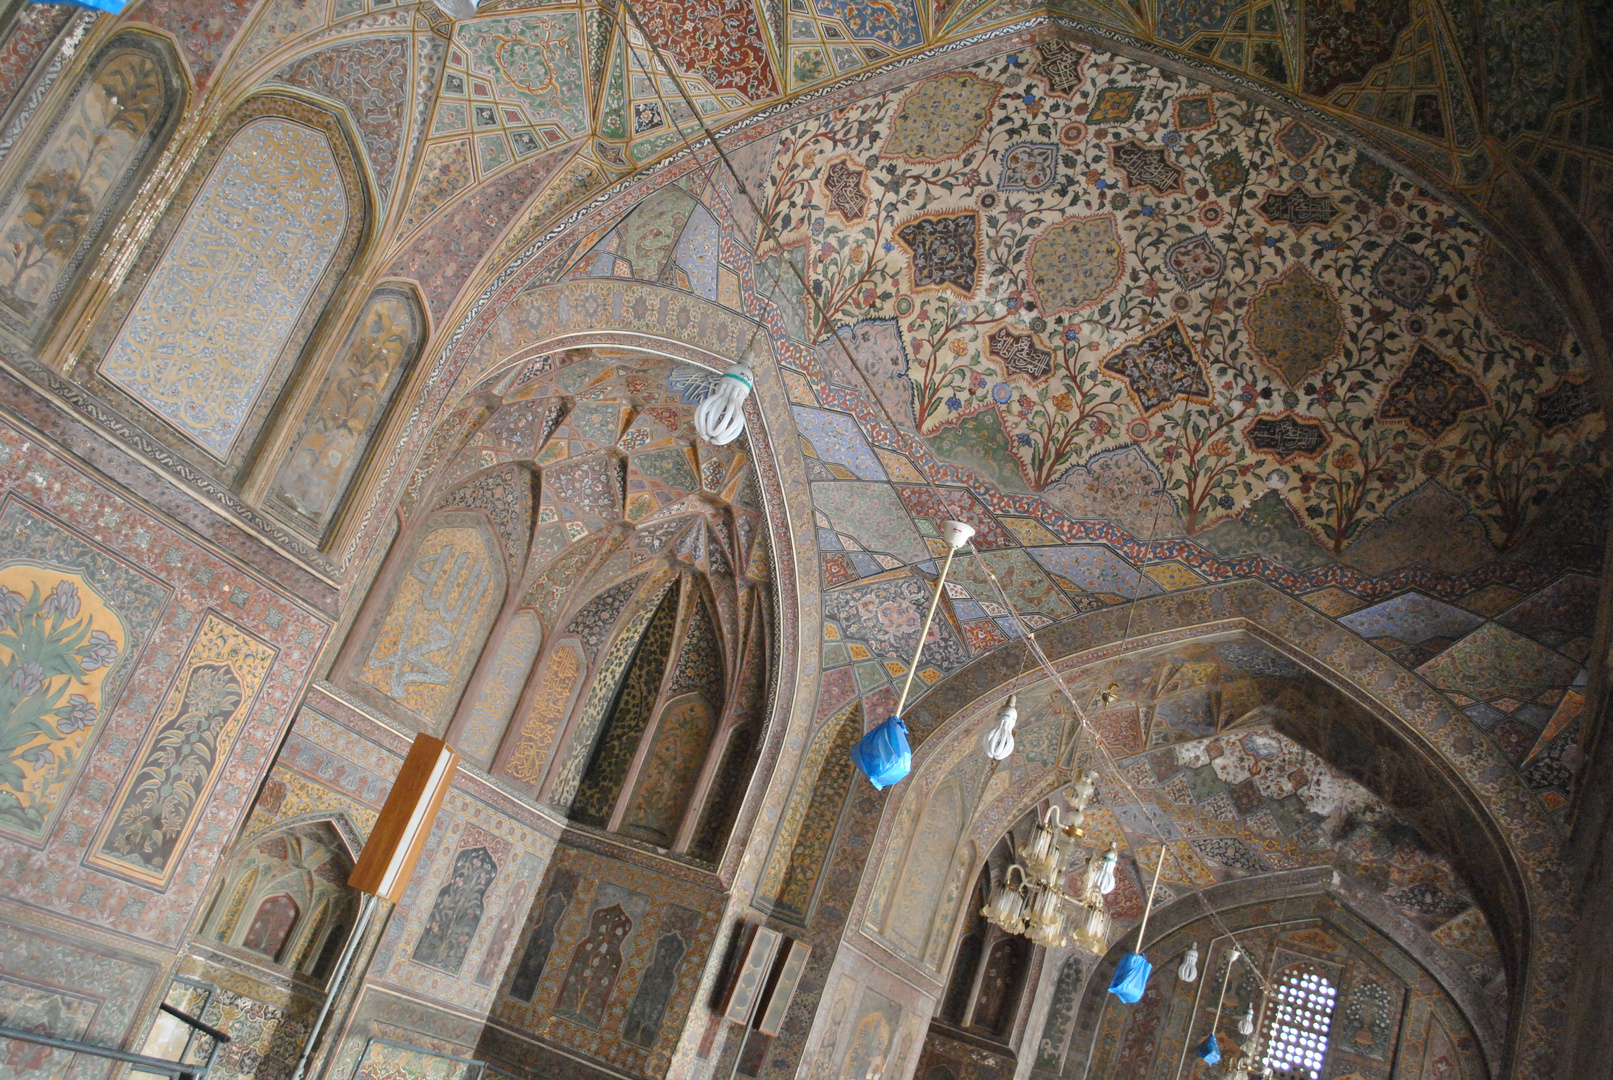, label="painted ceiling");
[121,0,1613,340]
